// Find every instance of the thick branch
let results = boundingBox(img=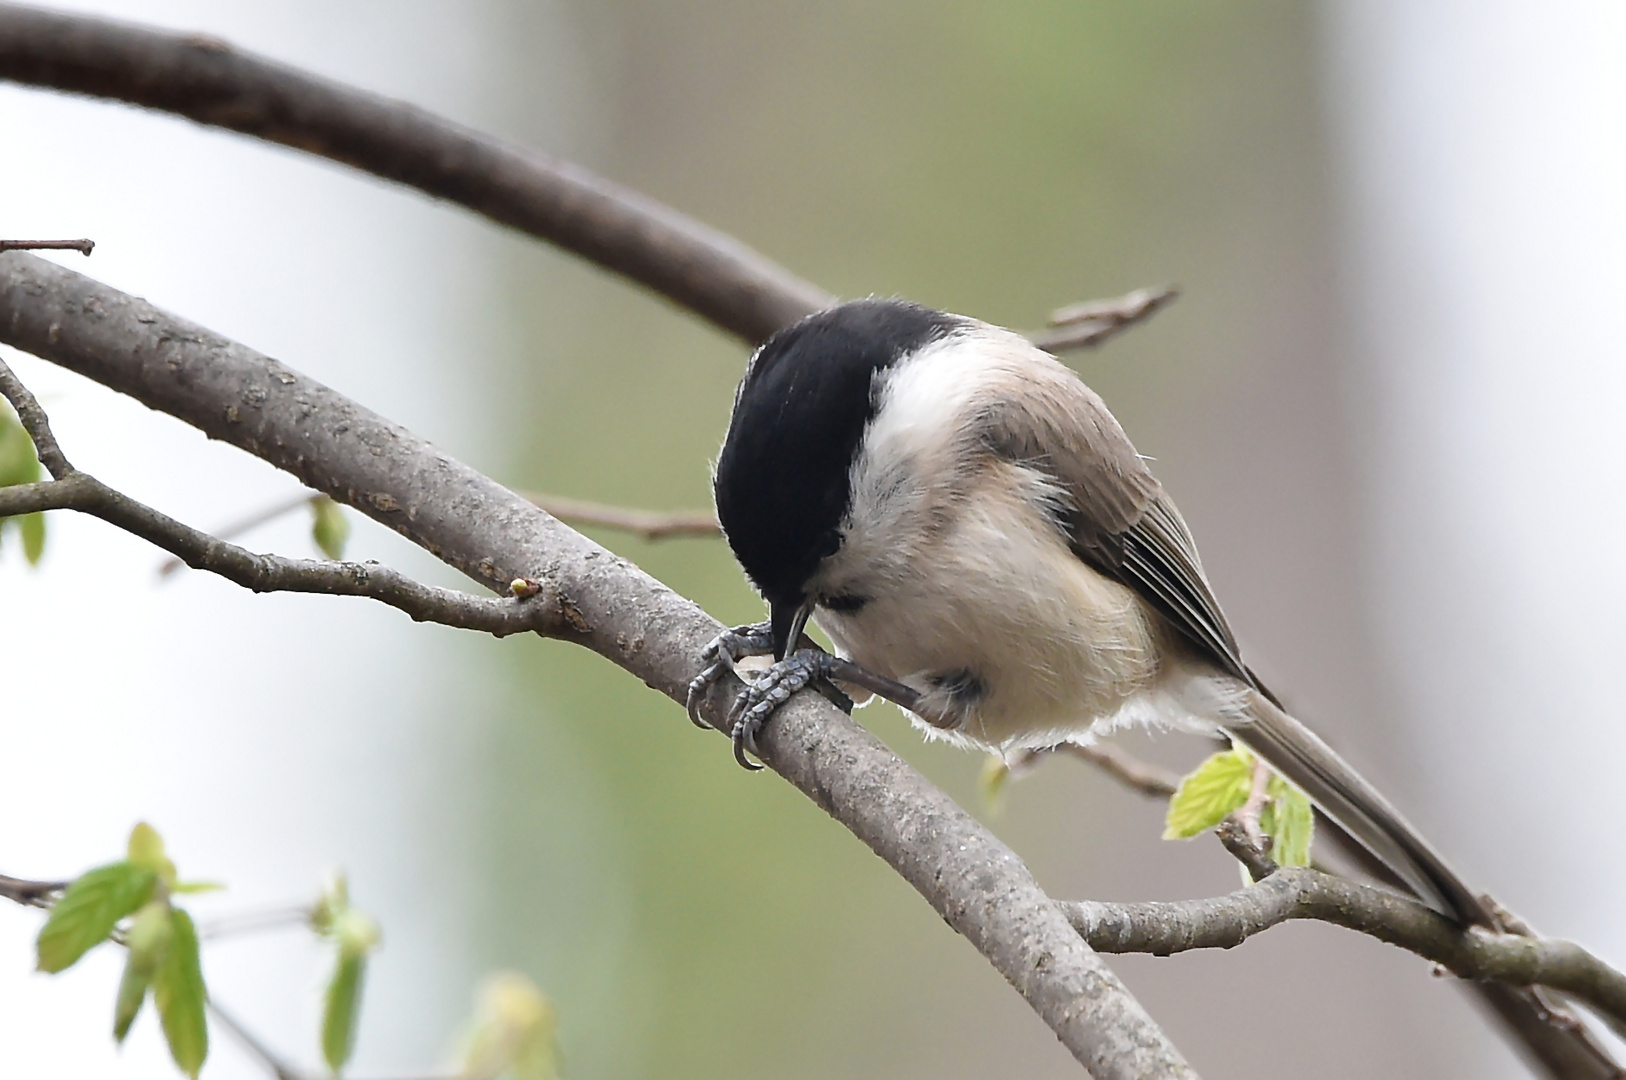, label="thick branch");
[0,5,1178,359]
[0,253,1195,1078]
[0,3,830,344]
[1064,868,1626,1033]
